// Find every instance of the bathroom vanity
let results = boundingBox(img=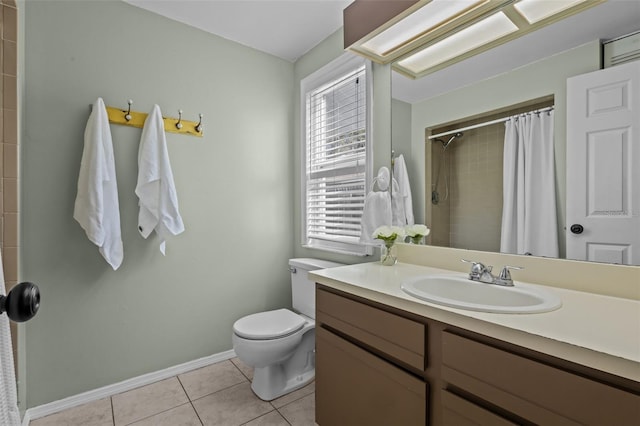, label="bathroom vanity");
[312,261,640,426]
